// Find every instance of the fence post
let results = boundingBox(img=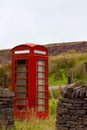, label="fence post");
[4,73,8,88]
[83,62,87,76]
[68,69,74,84]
